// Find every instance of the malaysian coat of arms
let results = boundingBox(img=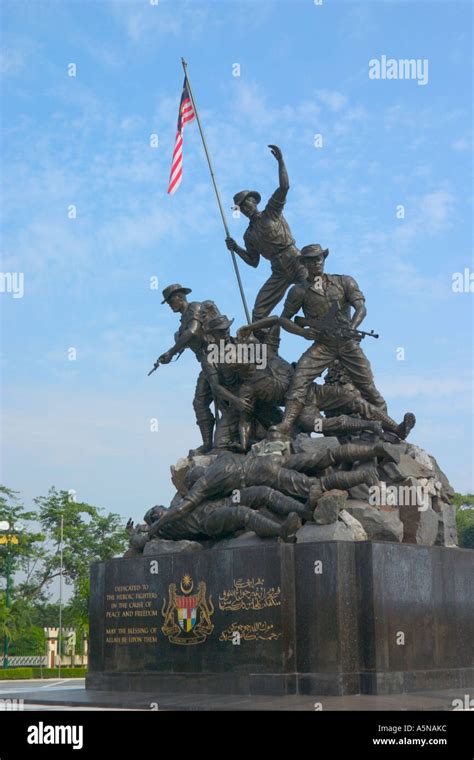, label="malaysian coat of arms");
[161,575,214,645]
